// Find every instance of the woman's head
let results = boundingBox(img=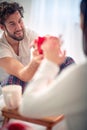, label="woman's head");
[80,0,87,56]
